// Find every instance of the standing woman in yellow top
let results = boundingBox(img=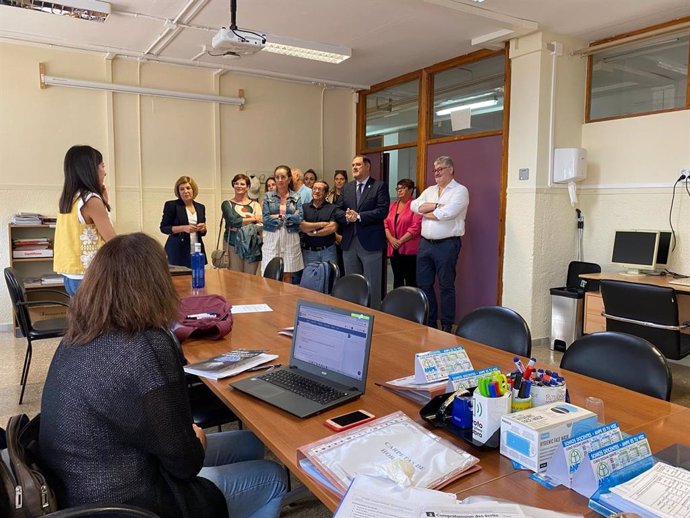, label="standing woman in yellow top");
[54,145,116,297]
